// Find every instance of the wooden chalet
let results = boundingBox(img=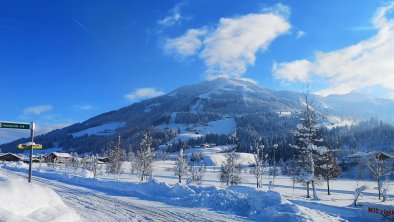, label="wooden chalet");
[0,153,22,162]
